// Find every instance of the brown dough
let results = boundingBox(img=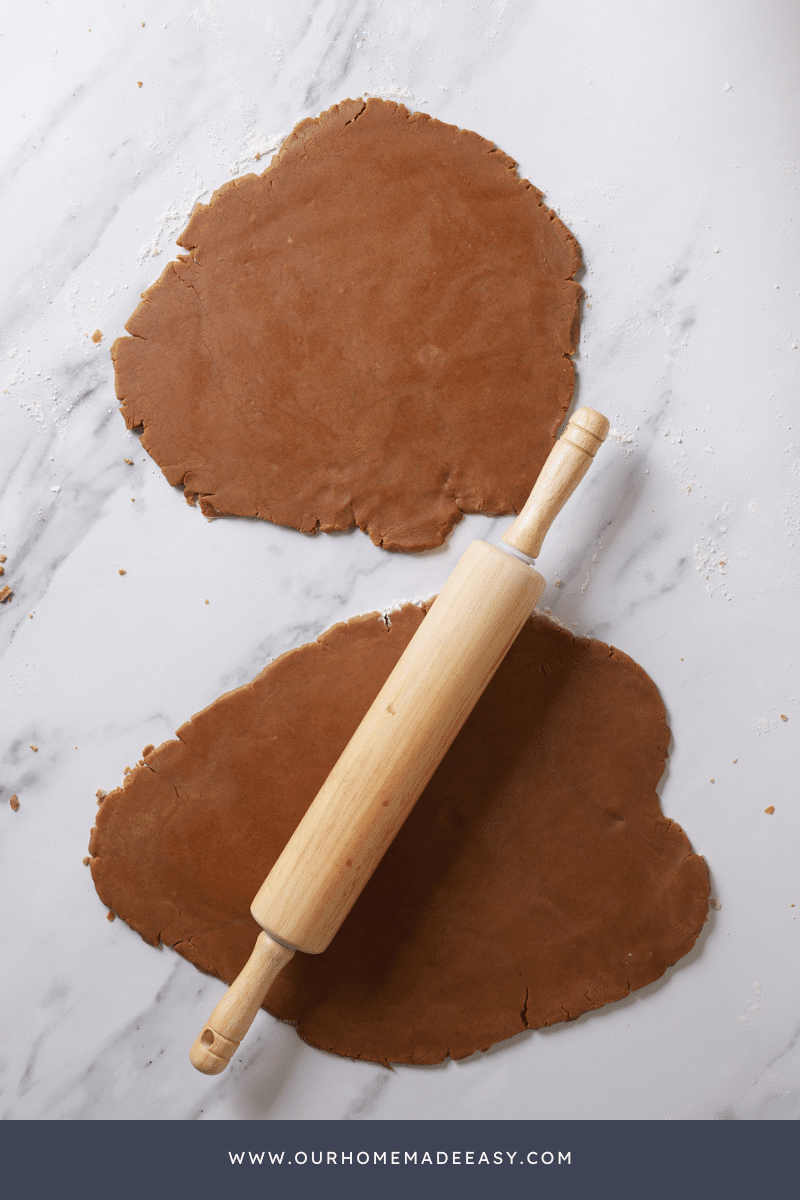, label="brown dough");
[112,98,582,551]
[89,606,709,1065]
